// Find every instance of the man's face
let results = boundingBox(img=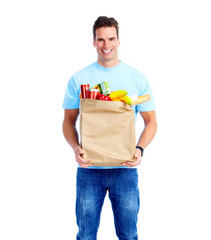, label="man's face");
[93,26,120,67]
